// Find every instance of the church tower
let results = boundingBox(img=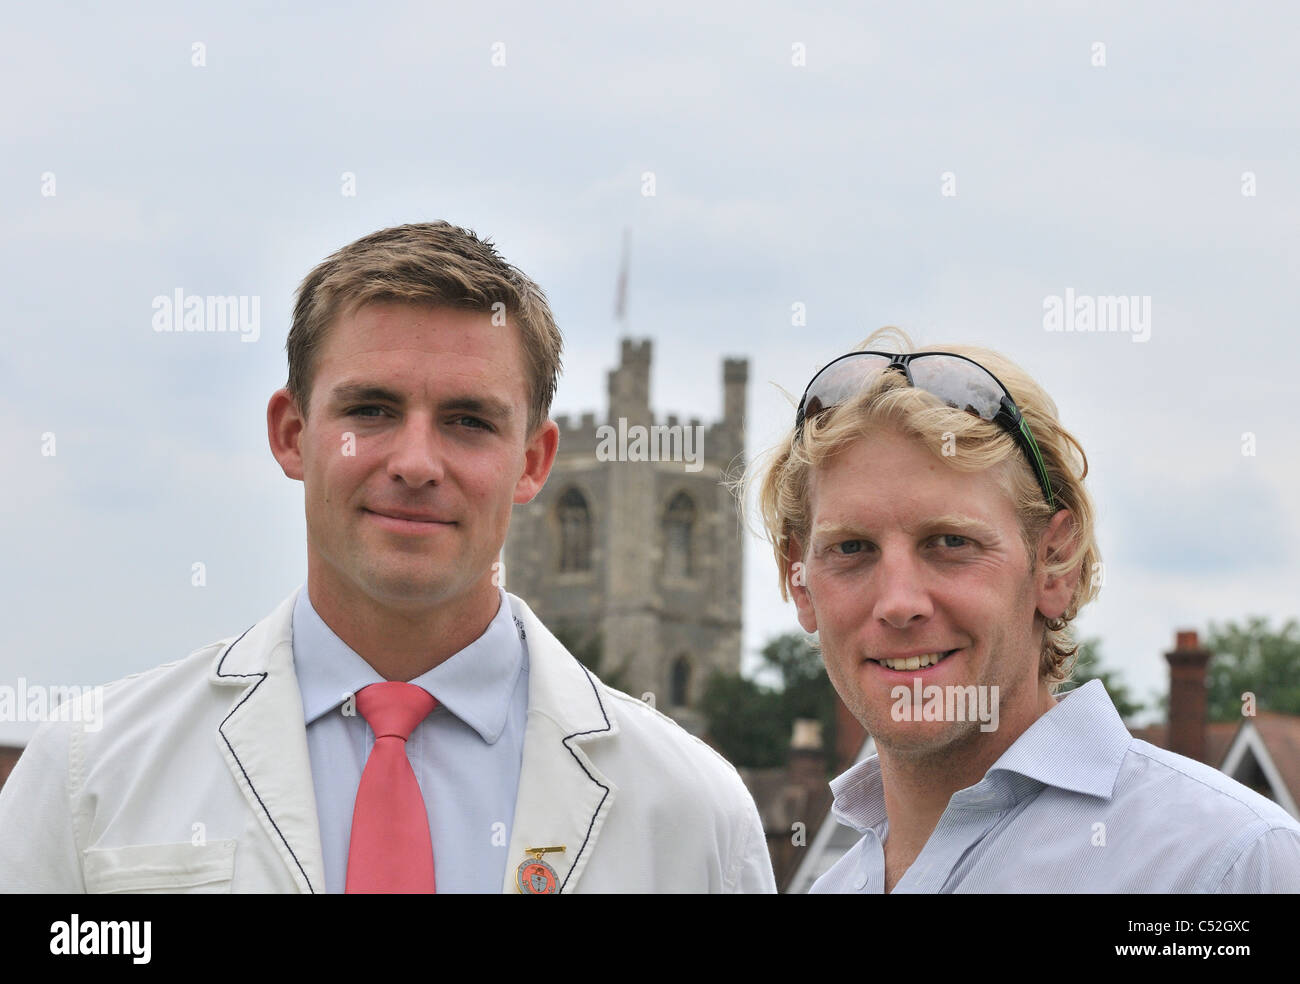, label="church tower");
[502,339,748,735]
